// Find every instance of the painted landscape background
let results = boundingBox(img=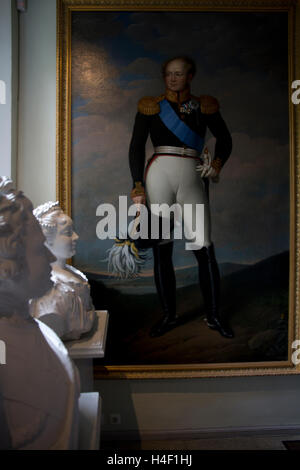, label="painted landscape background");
[89,251,288,365]
[70,11,290,365]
